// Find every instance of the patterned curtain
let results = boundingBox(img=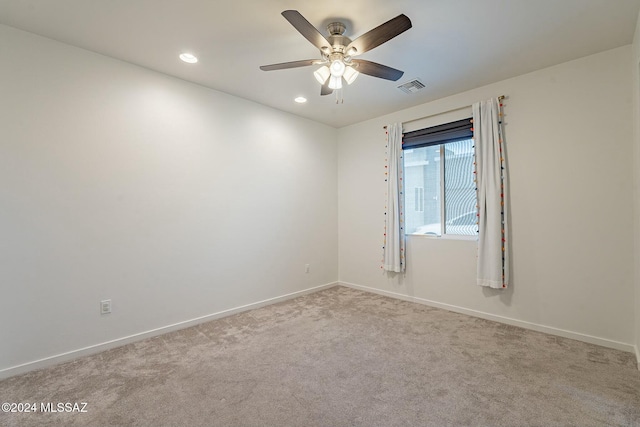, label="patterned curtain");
[473,98,509,288]
[382,123,405,273]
